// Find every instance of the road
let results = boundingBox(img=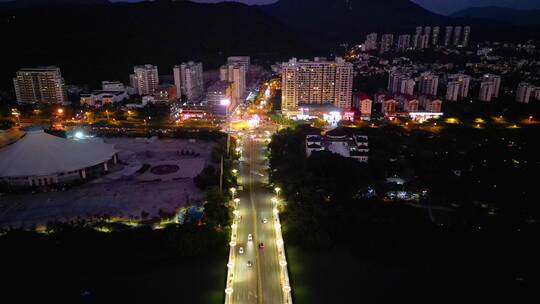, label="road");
[231,128,283,304]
